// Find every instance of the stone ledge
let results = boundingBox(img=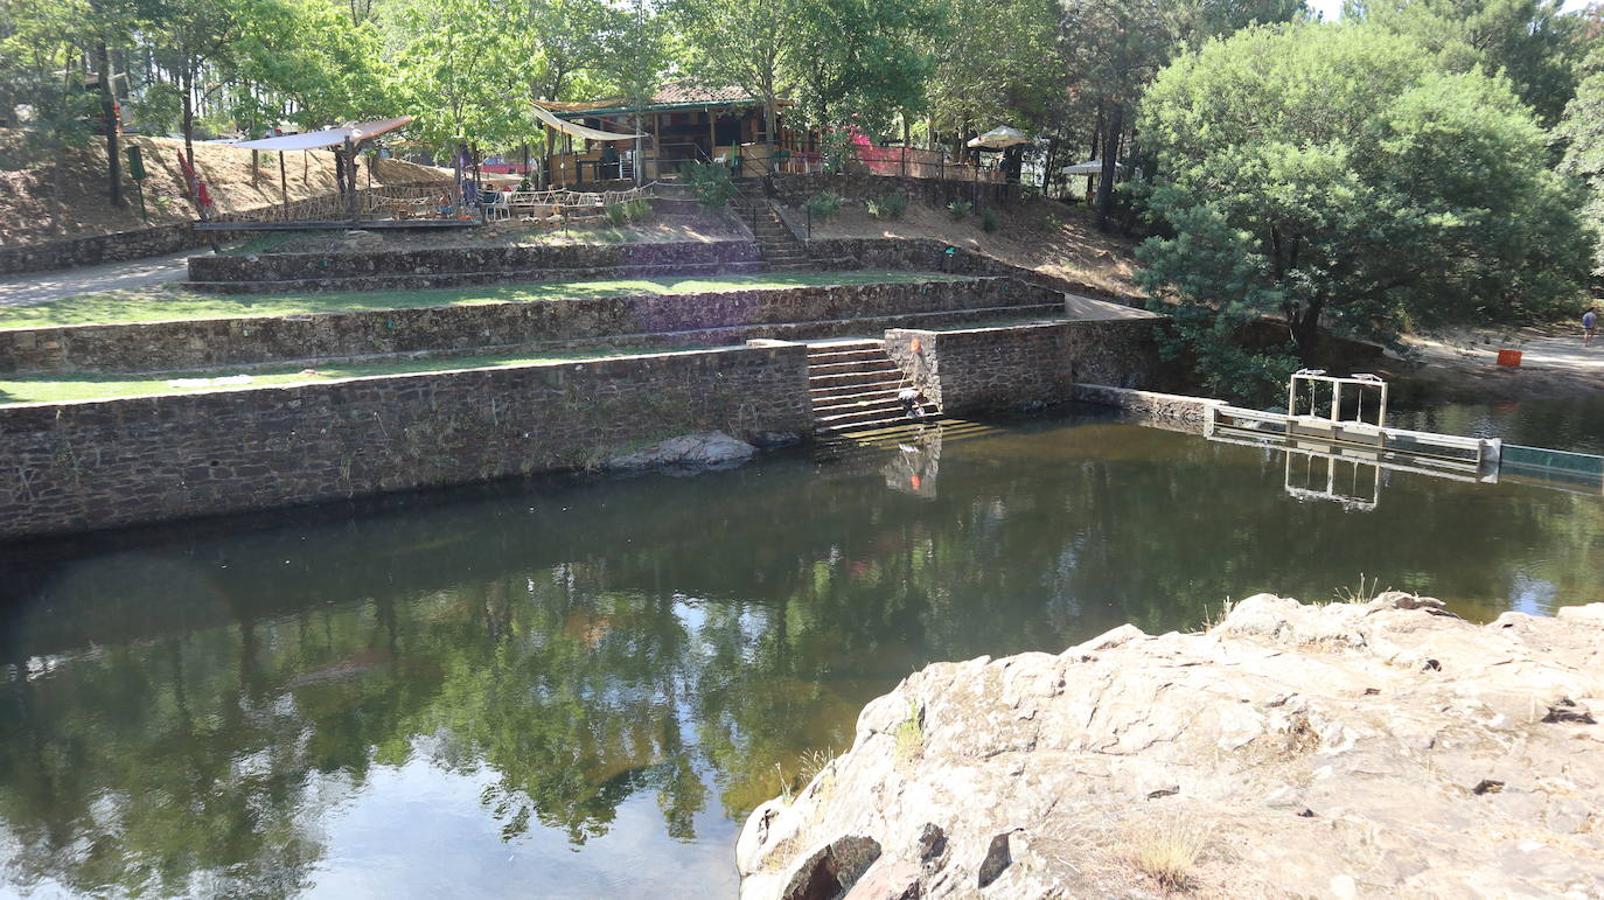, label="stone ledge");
[0,343,813,540]
[1070,384,1226,433]
[885,319,1177,415]
[0,277,1058,374]
[187,238,760,284]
